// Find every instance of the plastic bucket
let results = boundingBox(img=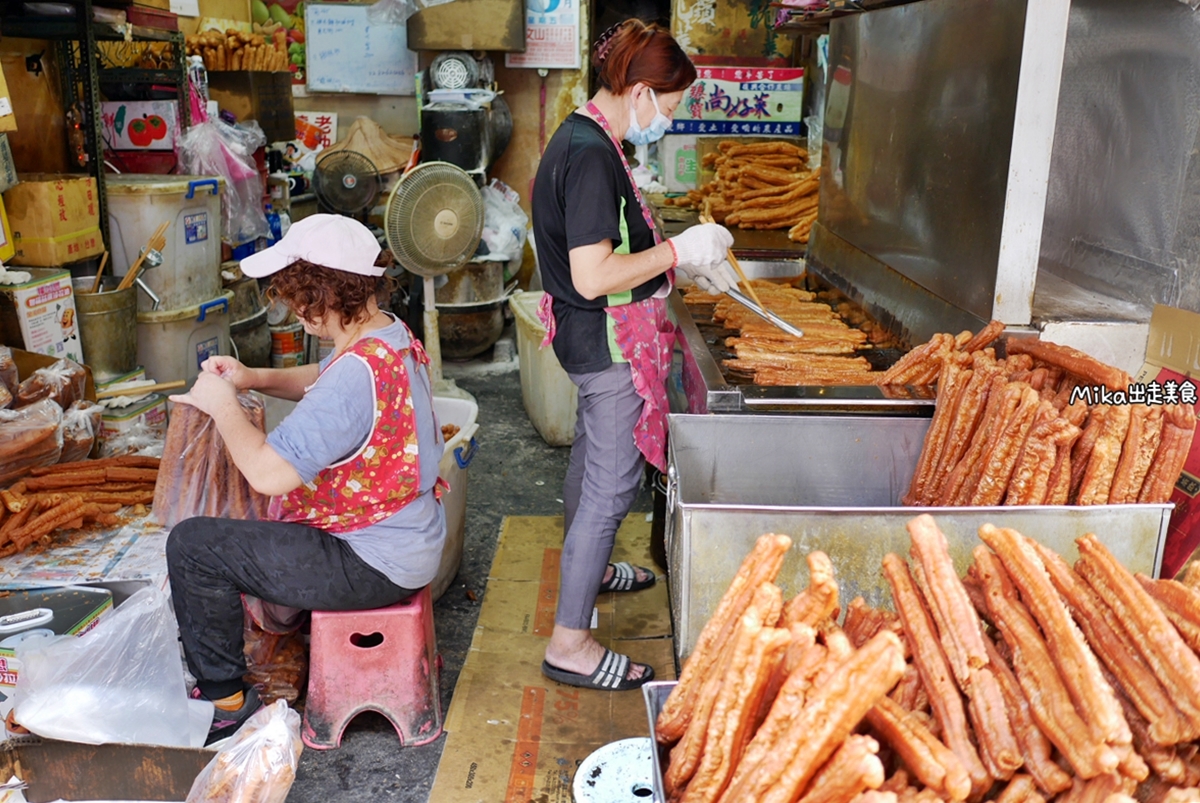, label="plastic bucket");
[106,175,225,312]
[231,306,271,368]
[269,322,306,368]
[72,277,137,382]
[432,391,479,602]
[509,290,578,447]
[136,291,233,386]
